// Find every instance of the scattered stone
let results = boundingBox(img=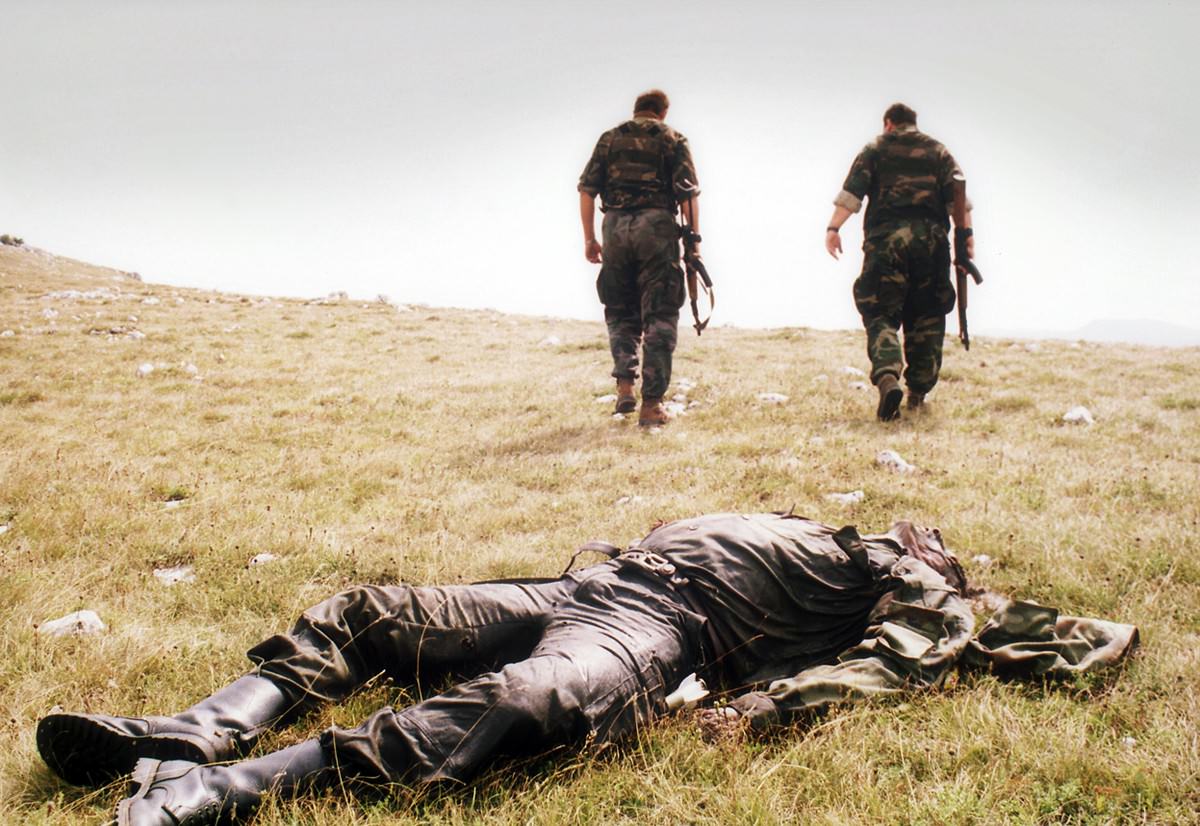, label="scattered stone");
[223,325,242,333]
[137,362,155,377]
[809,436,826,446]
[141,296,160,305]
[0,524,8,535]
[153,565,196,586]
[39,610,106,637]
[129,315,139,322]
[1024,342,1041,352]
[1063,406,1095,426]
[664,400,687,417]
[876,449,916,473]
[612,413,627,420]
[825,490,865,505]
[249,552,279,567]
[184,363,200,376]
[813,374,829,383]
[616,495,646,506]
[1120,736,1137,749]
[41,307,59,320]
[839,366,867,378]
[45,288,120,301]
[163,500,182,510]
[175,297,185,305]
[757,392,789,404]
[537,335,562,347]
[972,554,994,566]
[848,381,870,391]
[330,291,348,301]
[675,378,697,393]
[127,330,146,341]
[595,393,617,404]
[1,330,13,337]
